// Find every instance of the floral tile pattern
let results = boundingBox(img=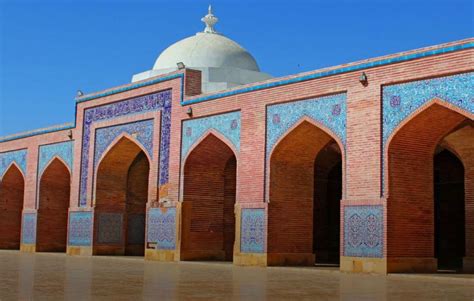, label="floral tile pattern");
[79,90,171,206]
[97,213,123,244]
[21,213,37,244]
[0,149,27,177]
[38,141,73,176]
[382,72,473,145]
[240,208,265,253]
[266,93,347,155]
[344,205,383,258]
[147,208,176,250]
[93,119,154,167]
[68,211,93,246]
[181,111,240,159]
